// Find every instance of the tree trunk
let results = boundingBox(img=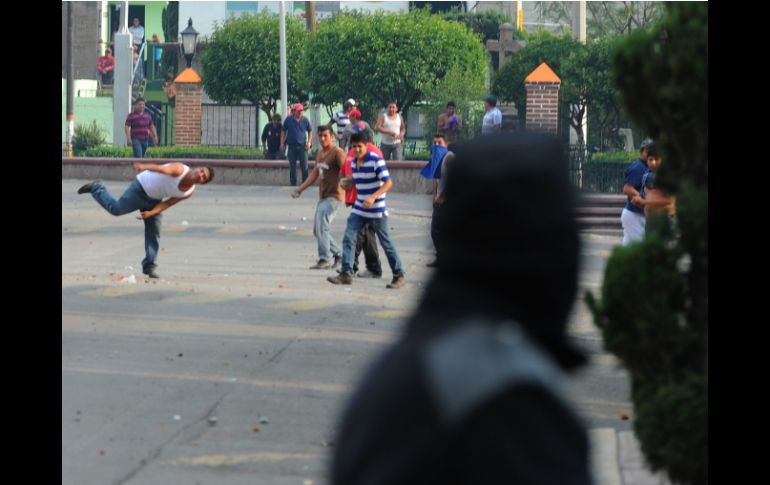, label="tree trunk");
[305,2,316,33]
